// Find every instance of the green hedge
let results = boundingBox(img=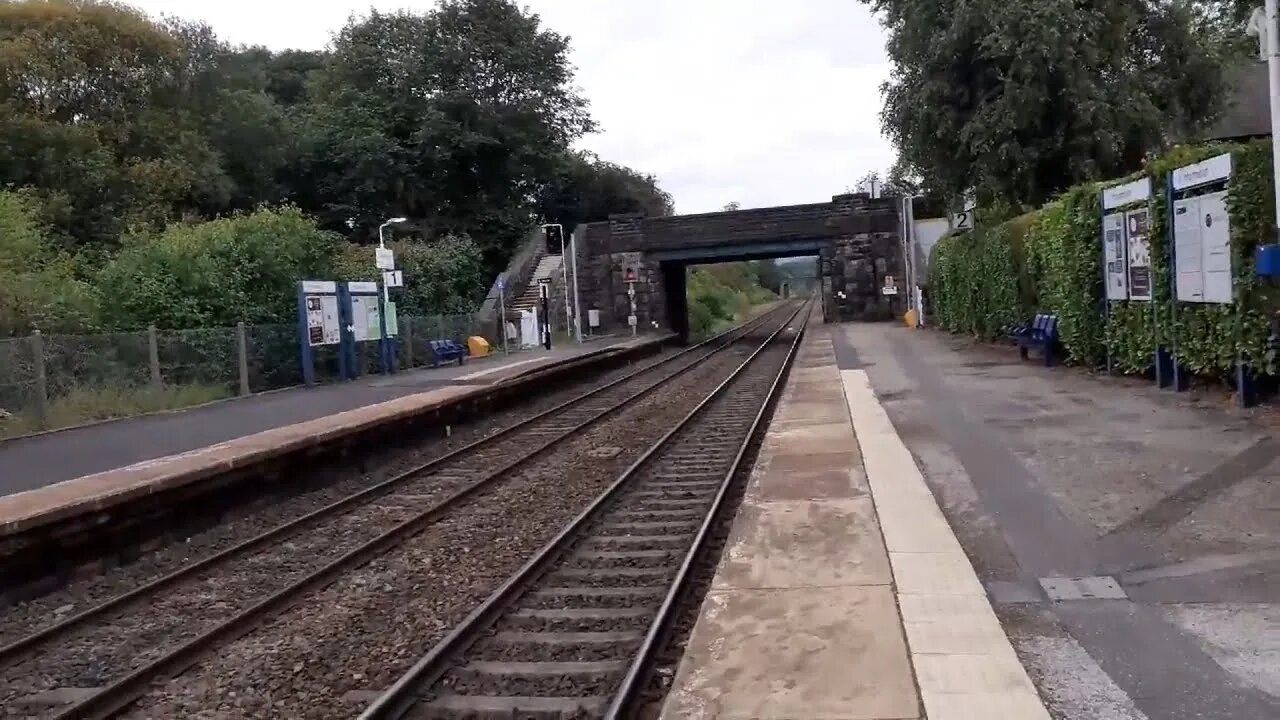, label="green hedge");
[929,139,1279,378]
